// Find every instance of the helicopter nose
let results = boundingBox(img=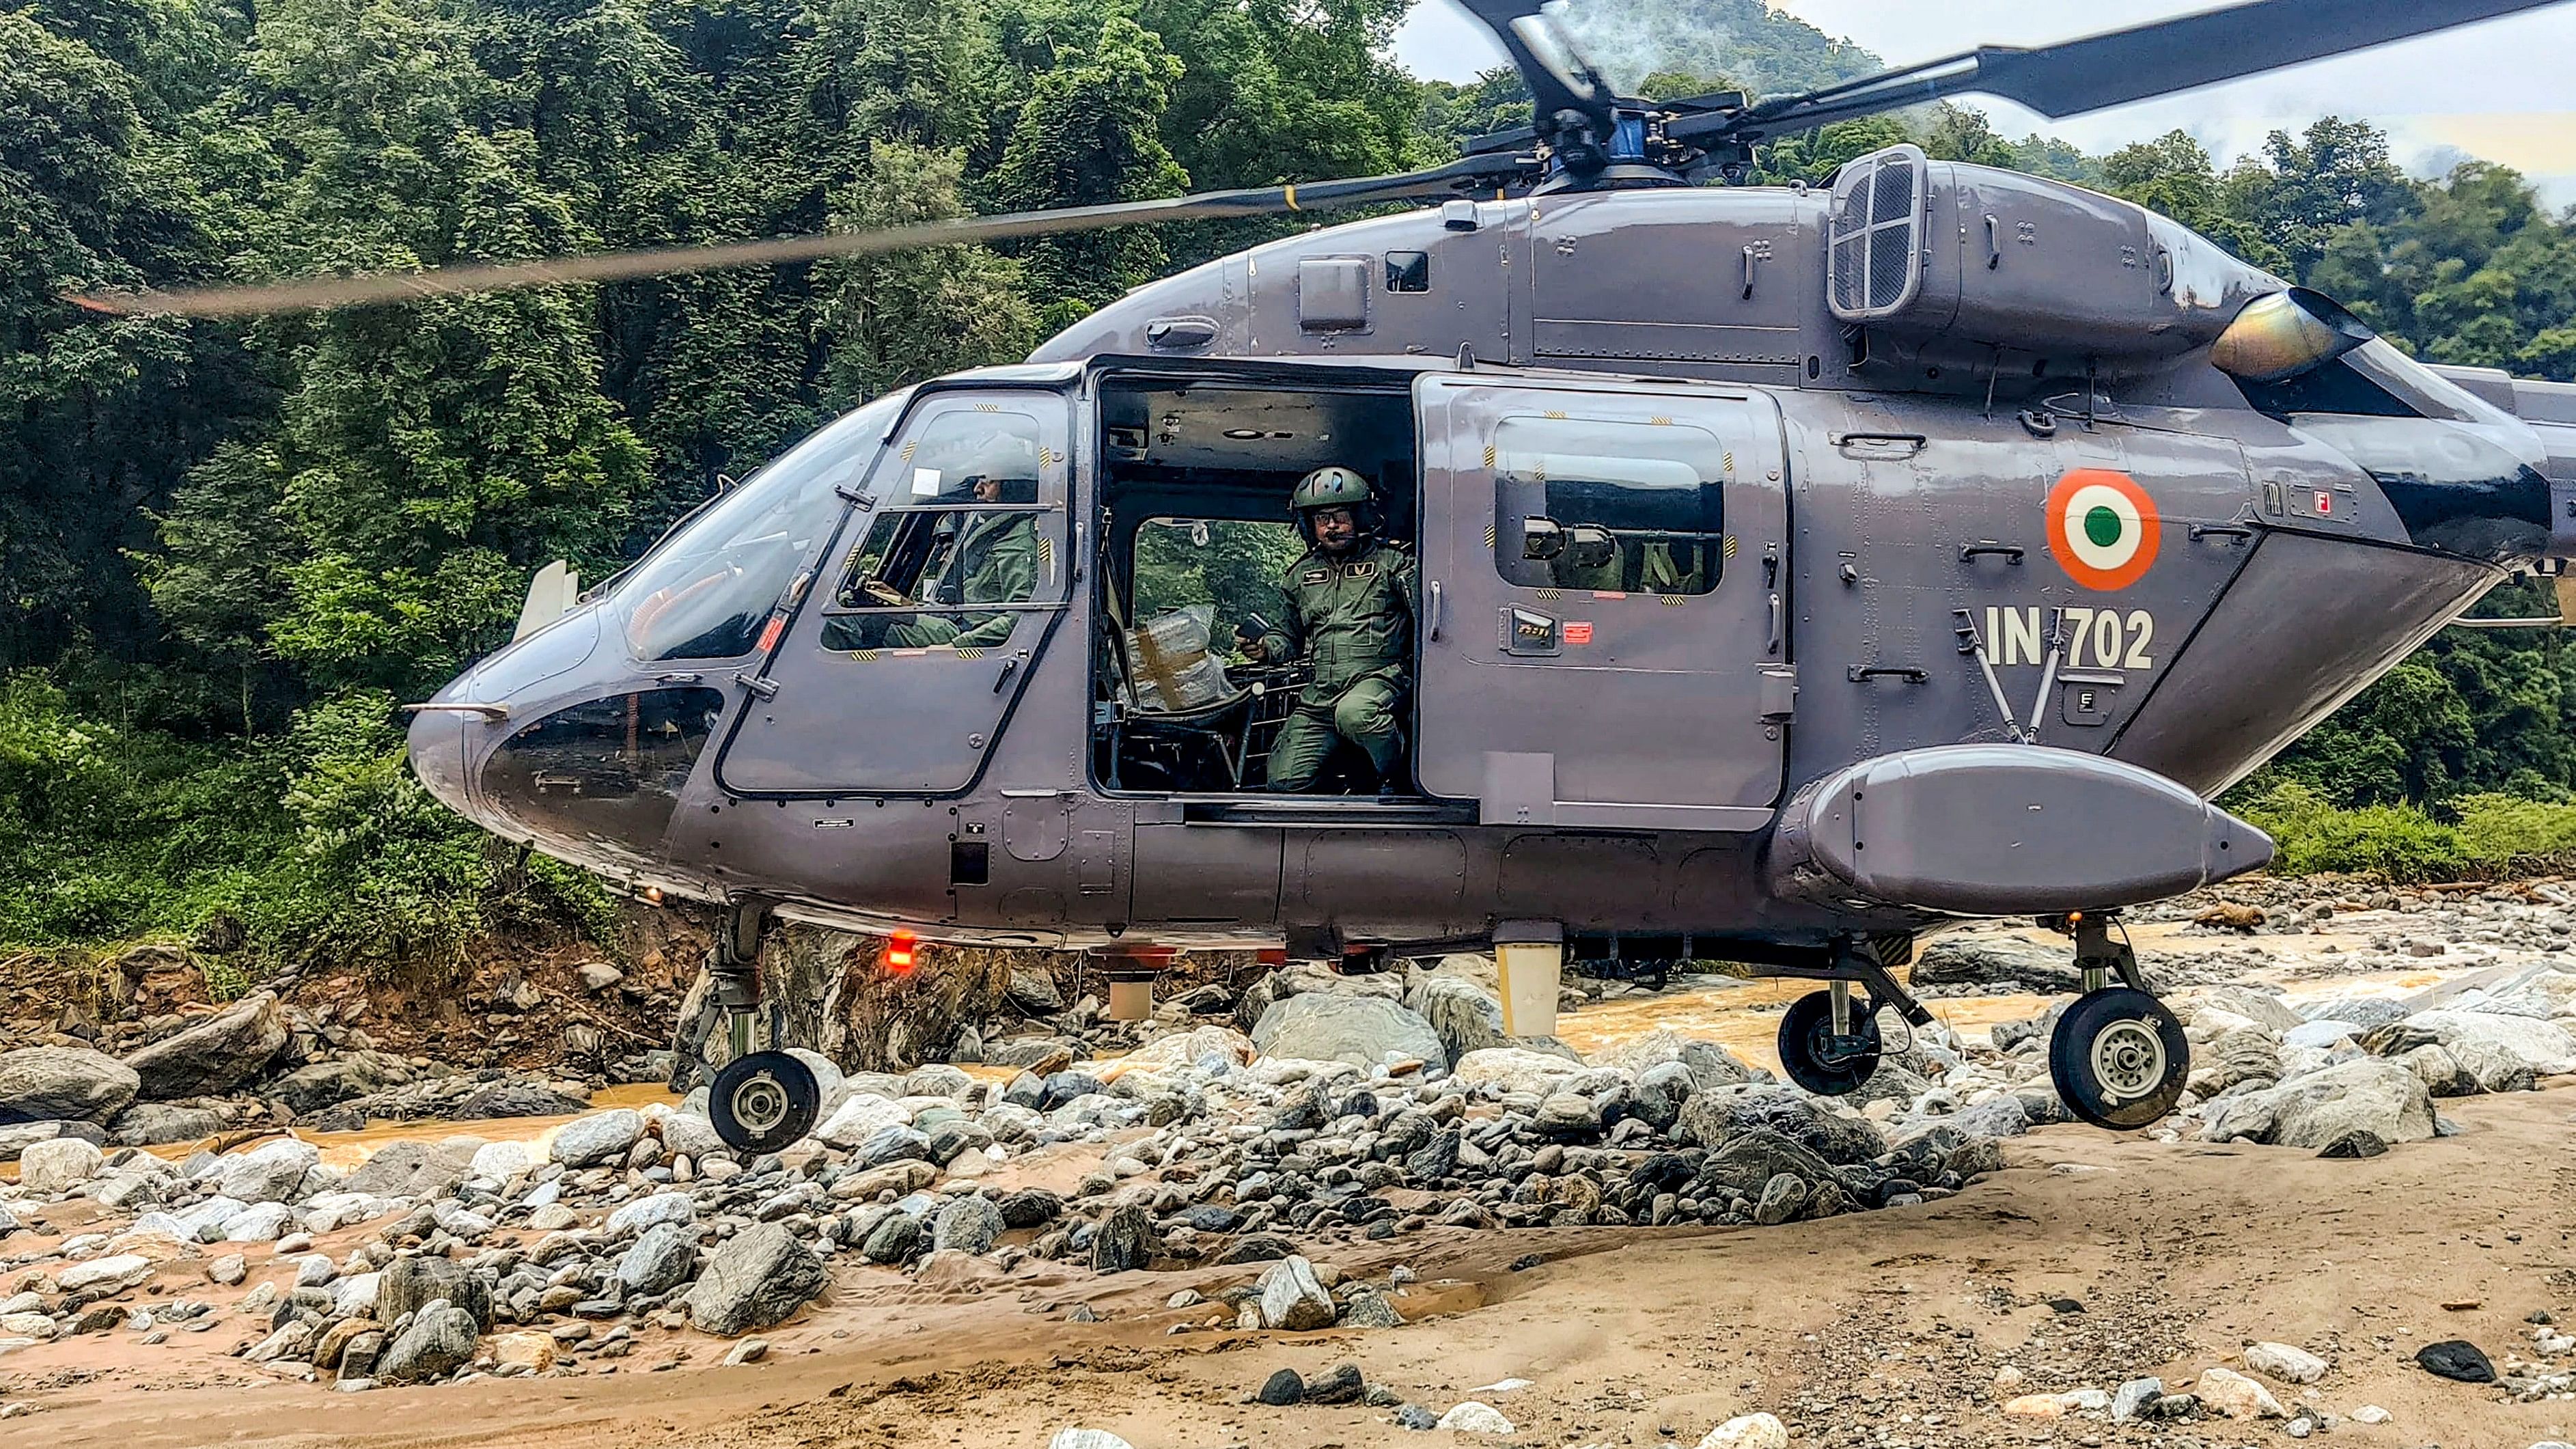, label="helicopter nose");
[406,700,476,818]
